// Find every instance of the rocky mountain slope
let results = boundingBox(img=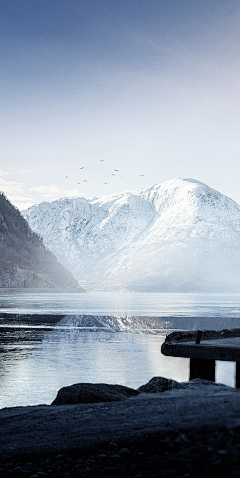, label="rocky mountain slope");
[0,192,81,289]
[22,178,240,291]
